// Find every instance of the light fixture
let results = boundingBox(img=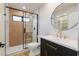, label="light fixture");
[22,6,26,10]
